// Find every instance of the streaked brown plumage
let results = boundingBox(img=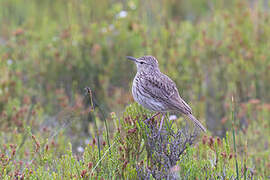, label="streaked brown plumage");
[127,55,206,132]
